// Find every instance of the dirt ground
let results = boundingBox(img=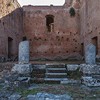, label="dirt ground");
[12,83,100,100]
